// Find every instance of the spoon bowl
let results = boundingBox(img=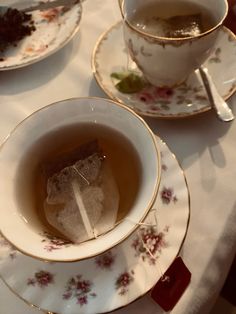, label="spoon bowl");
[198,66,235,122]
